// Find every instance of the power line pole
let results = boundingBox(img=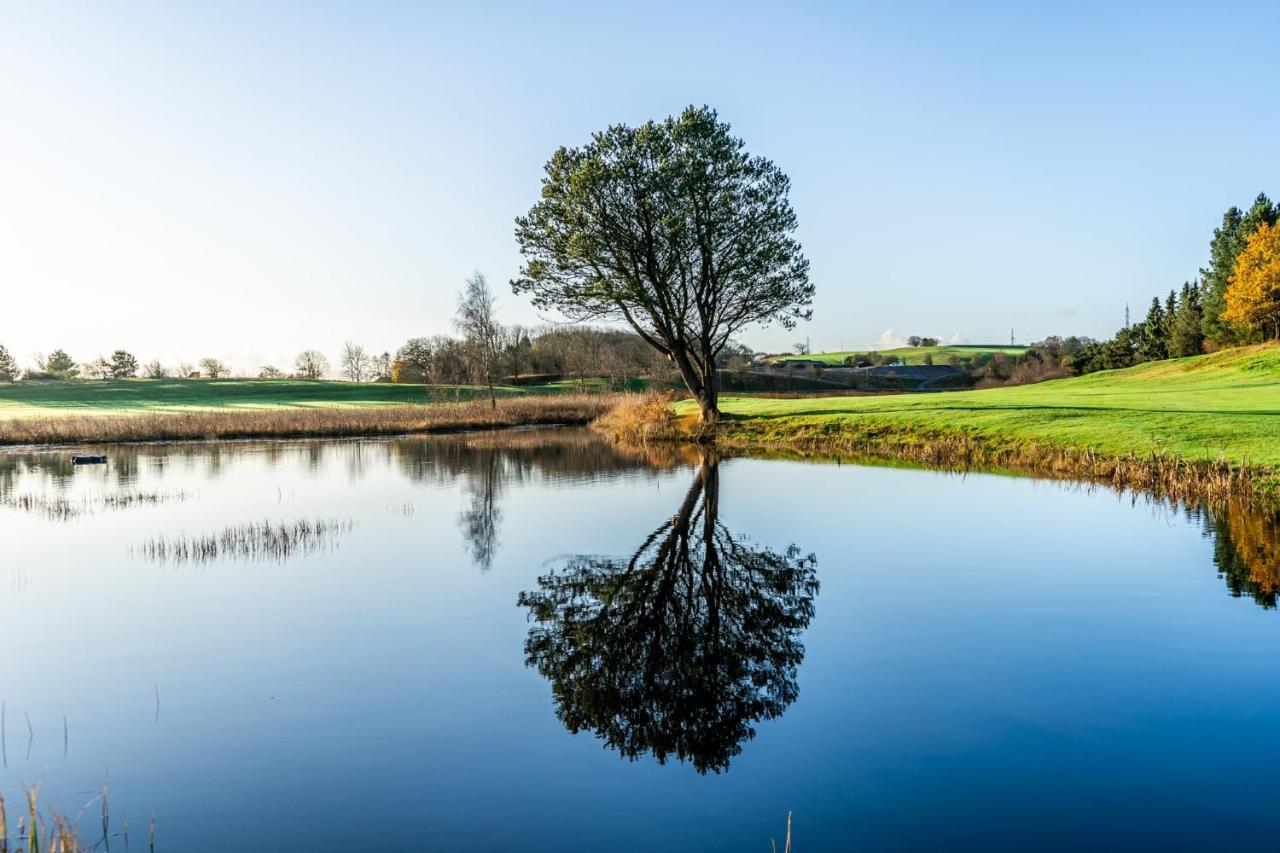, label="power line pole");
[1010,328,1015,346]
[1125,304,1130,330]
